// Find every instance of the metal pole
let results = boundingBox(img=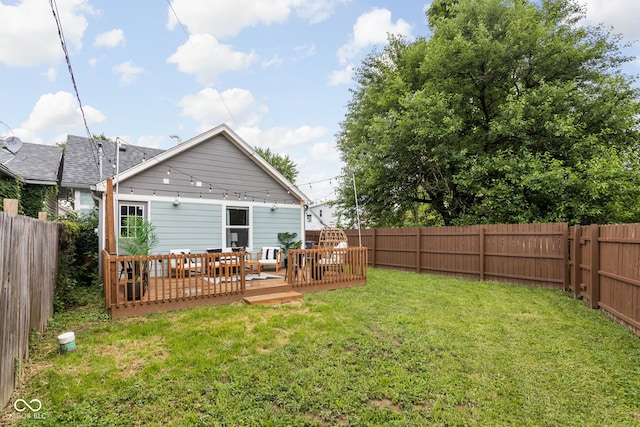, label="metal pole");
[115,137,120,256]
[352,171,362,247]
